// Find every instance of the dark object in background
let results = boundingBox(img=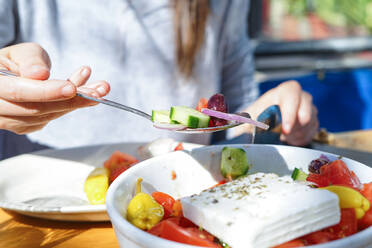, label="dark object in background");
[0,130,49,160]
